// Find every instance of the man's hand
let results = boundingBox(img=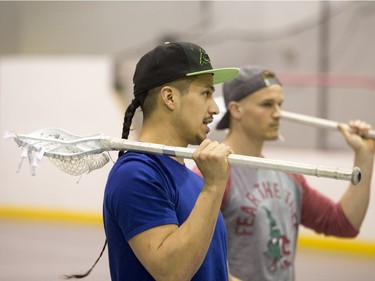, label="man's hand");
[338,120,375,155]
[193,139,233,191]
